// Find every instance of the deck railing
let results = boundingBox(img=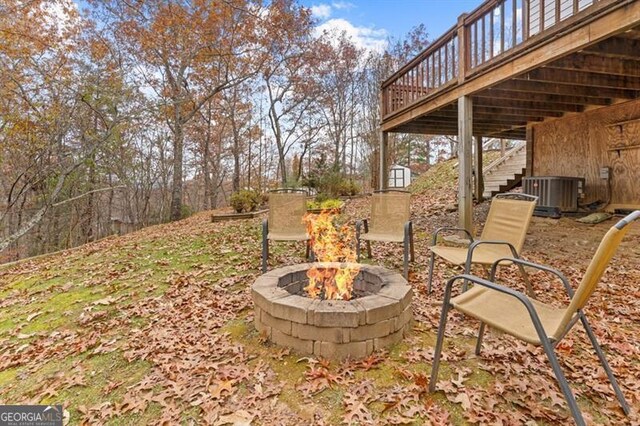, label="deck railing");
[381,0,615,119]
